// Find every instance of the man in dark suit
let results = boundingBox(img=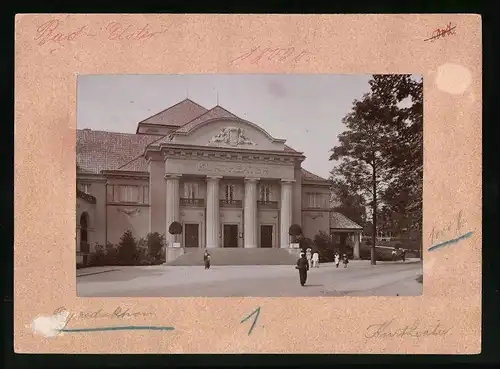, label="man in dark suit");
[296,253,309,286]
